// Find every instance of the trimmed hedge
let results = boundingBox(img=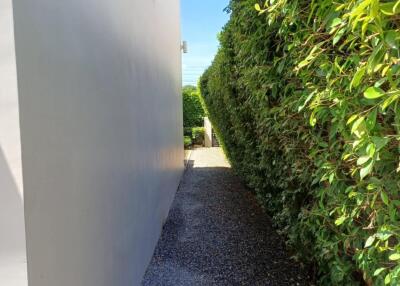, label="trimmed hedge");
[183,85,205,127]
[184,136,192,149]
[200,1,400,285]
